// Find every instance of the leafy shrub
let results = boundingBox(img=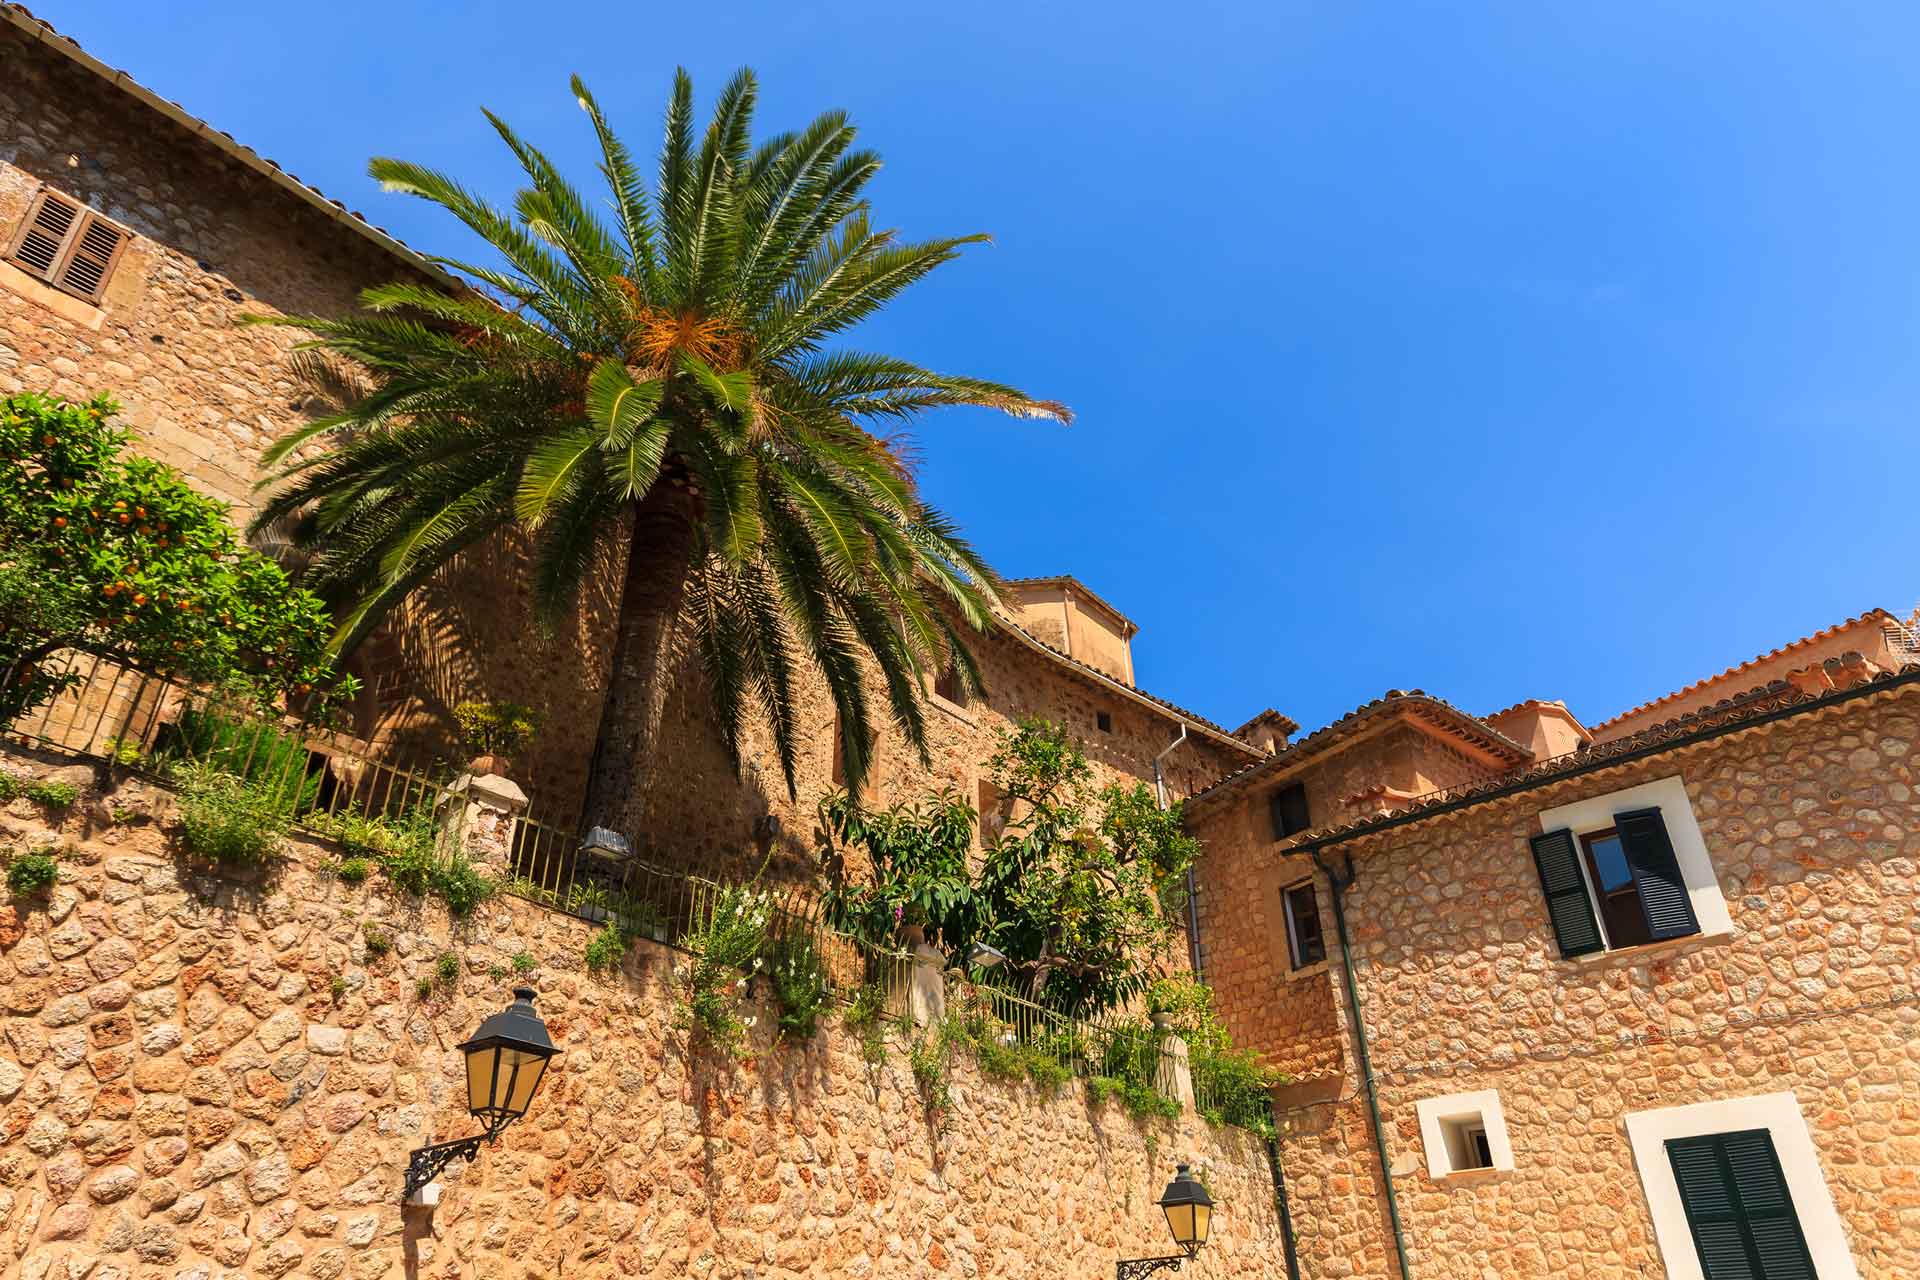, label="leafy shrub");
[385,842,437,897]
[453,701,539,758]
[174,763,288,865]
[362,922,392,957]
[434,853,494,918]
[909,1030,953,1117]
[844,982,890,1064]
[170,707,320,812]
[334,857,372,885]
[765,929,833,1041]
[435,952,460,985]
[0,773,80,809]
[415,977,434,1000]
[6,851,59,899]
[511,951,536,975]
[672,885,771,1056]
[329,976,348,1001]
[0,392,351,726]
[583,923,627,974]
